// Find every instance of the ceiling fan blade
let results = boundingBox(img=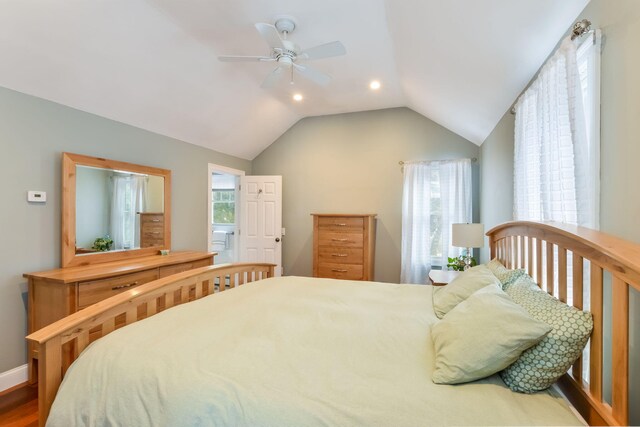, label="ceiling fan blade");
[261,66,286,89]
[218,55,274,62]
[255,23,284,50]
[293,63,332,86]
[301,41,346,60]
